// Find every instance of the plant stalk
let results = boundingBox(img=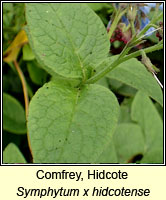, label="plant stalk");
[13,59,33,158]
[86,42,163,84]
